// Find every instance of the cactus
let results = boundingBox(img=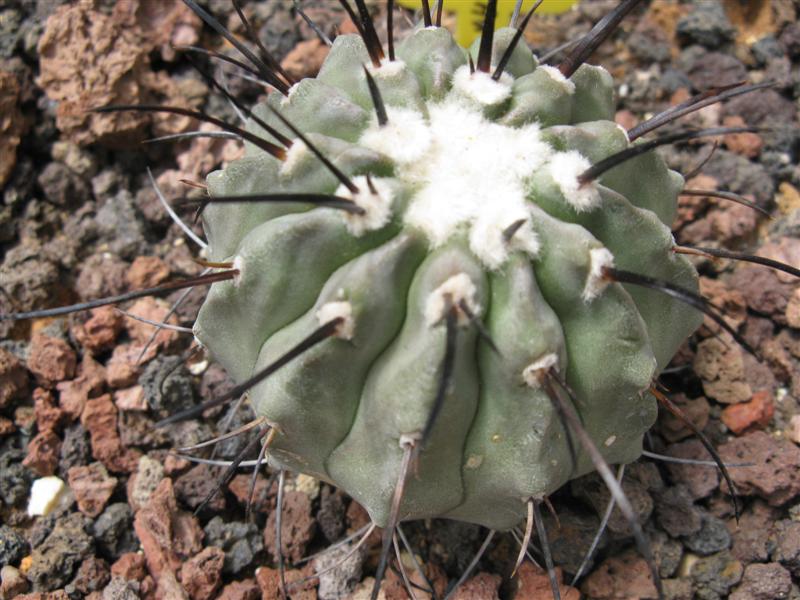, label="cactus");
[194,6,701,534]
